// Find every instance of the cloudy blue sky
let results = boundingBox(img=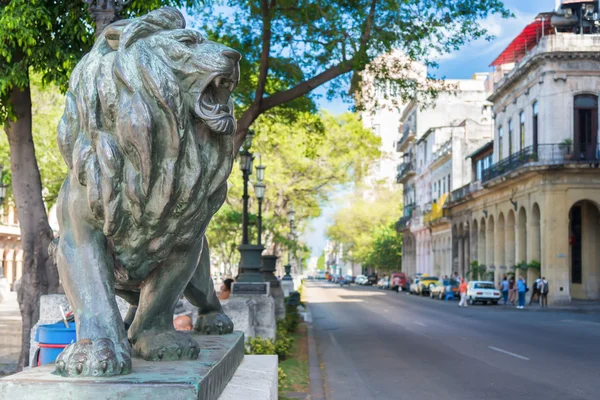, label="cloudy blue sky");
[304,0,556,262]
